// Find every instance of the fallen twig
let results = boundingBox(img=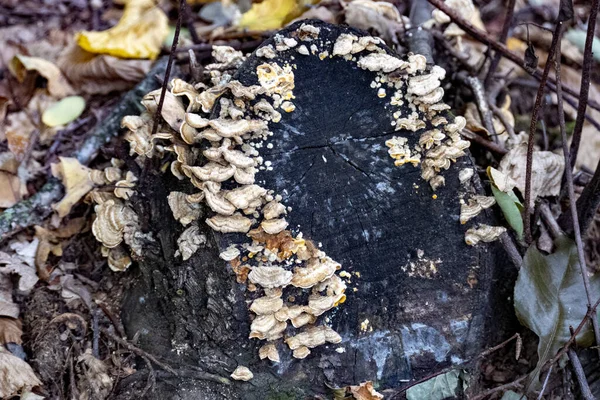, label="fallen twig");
[100,327,178,376]
[567,349,594,400]
[484,0,516,88]
[407,0,434,63]
[536,364,553,400]
[459,73,497,141]
[567,0,600,171]
[470,375,528,400]
[522,21,563,243]
[555,30,600,359]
